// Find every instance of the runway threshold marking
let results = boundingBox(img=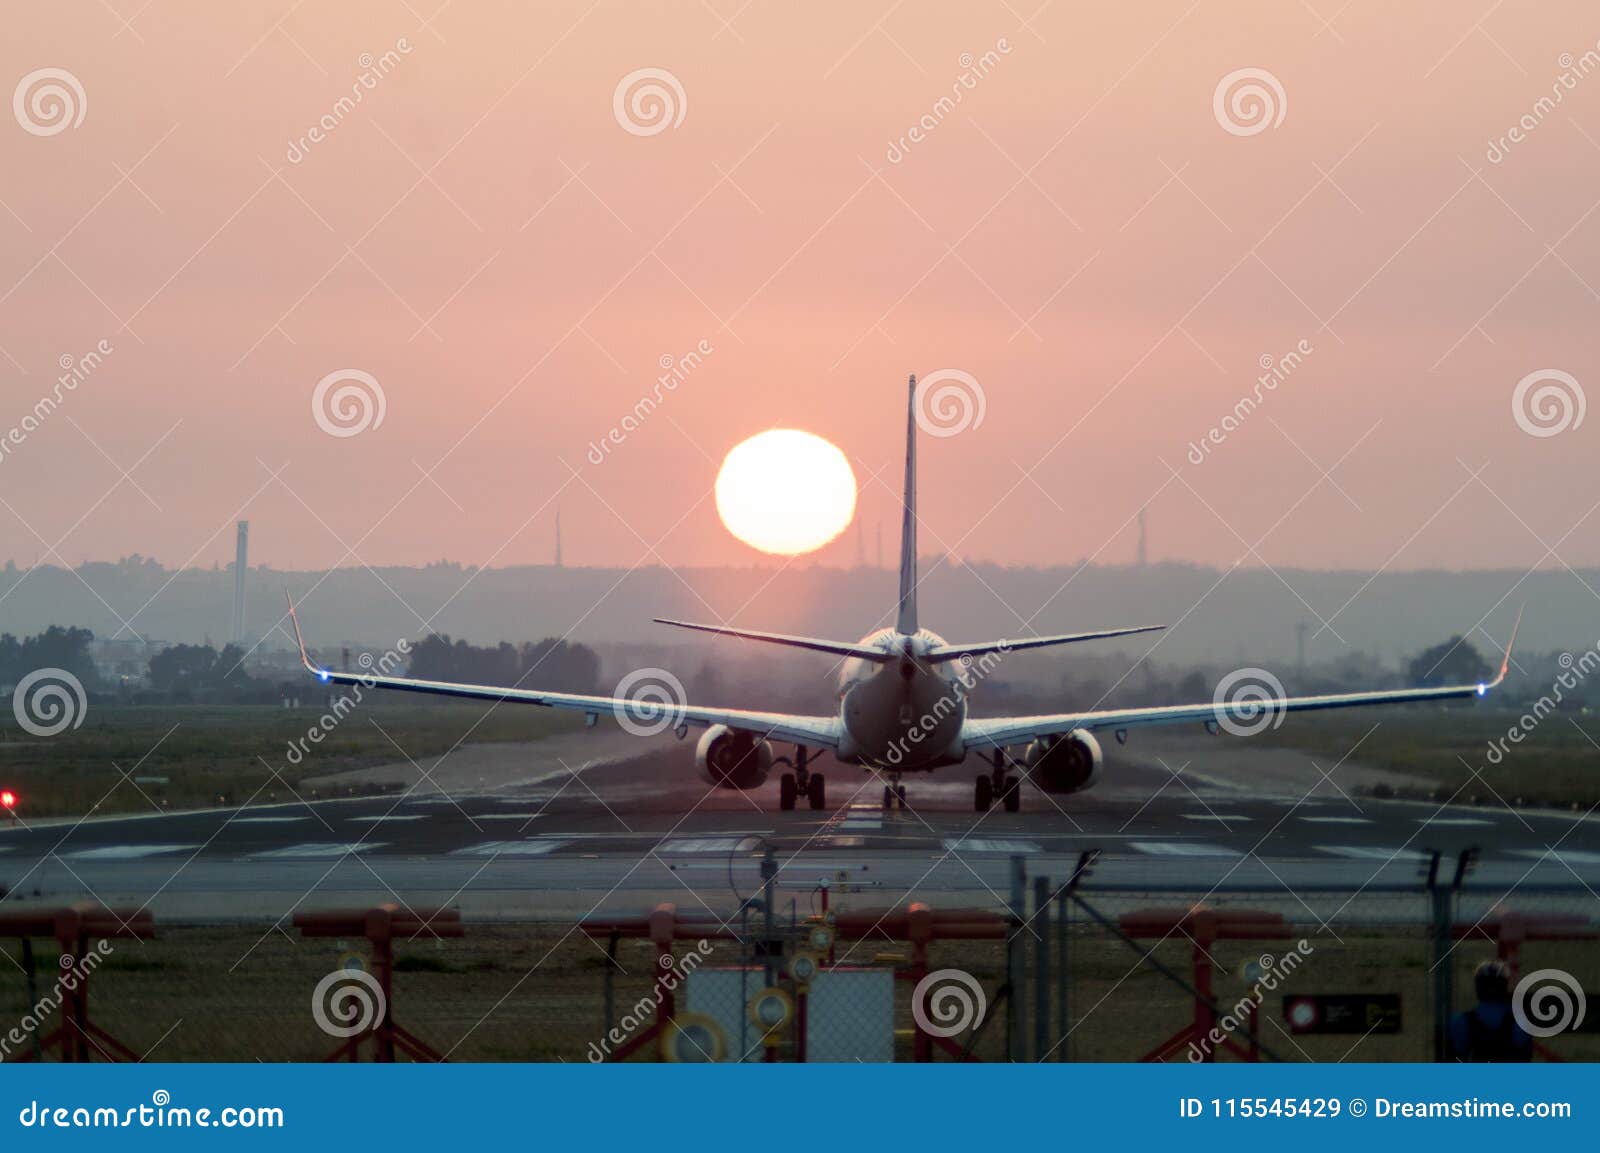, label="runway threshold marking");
[1126,841,1240,857]
[941,838,1042,854]
[658,837,762,854]
[451,840,567,857]
[249,842,389,859]
[1312,845,1426,861]
[61,844,200,861]
[1512,848,1600,867]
